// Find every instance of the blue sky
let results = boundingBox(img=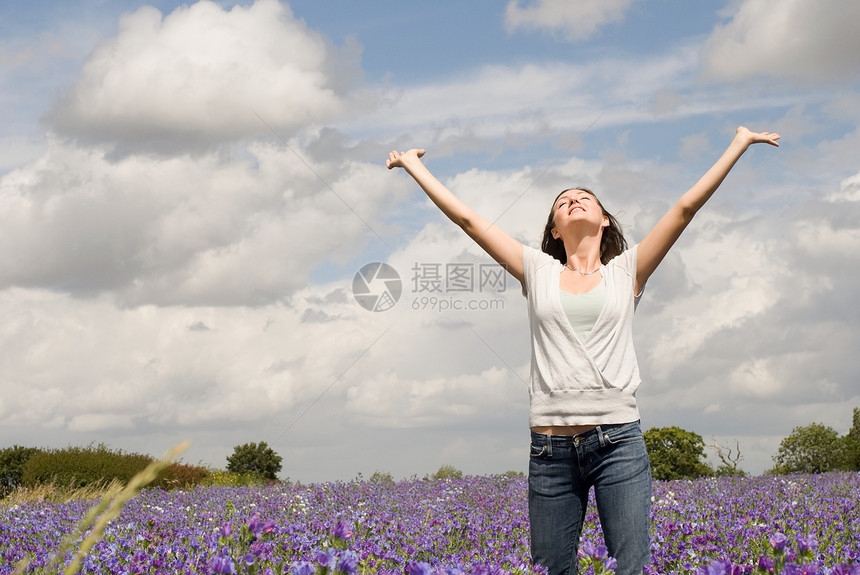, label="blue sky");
[1,0,859,481]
